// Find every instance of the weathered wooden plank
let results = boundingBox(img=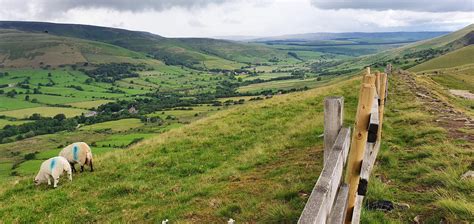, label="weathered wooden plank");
[328,184,350,224]
[324,96,344,165]
[351,195,364,224]
[385,64,392,75]
[298,128,351,224]
[367,95,380,143]
[358,142,379,196]
[345,78,376,223]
